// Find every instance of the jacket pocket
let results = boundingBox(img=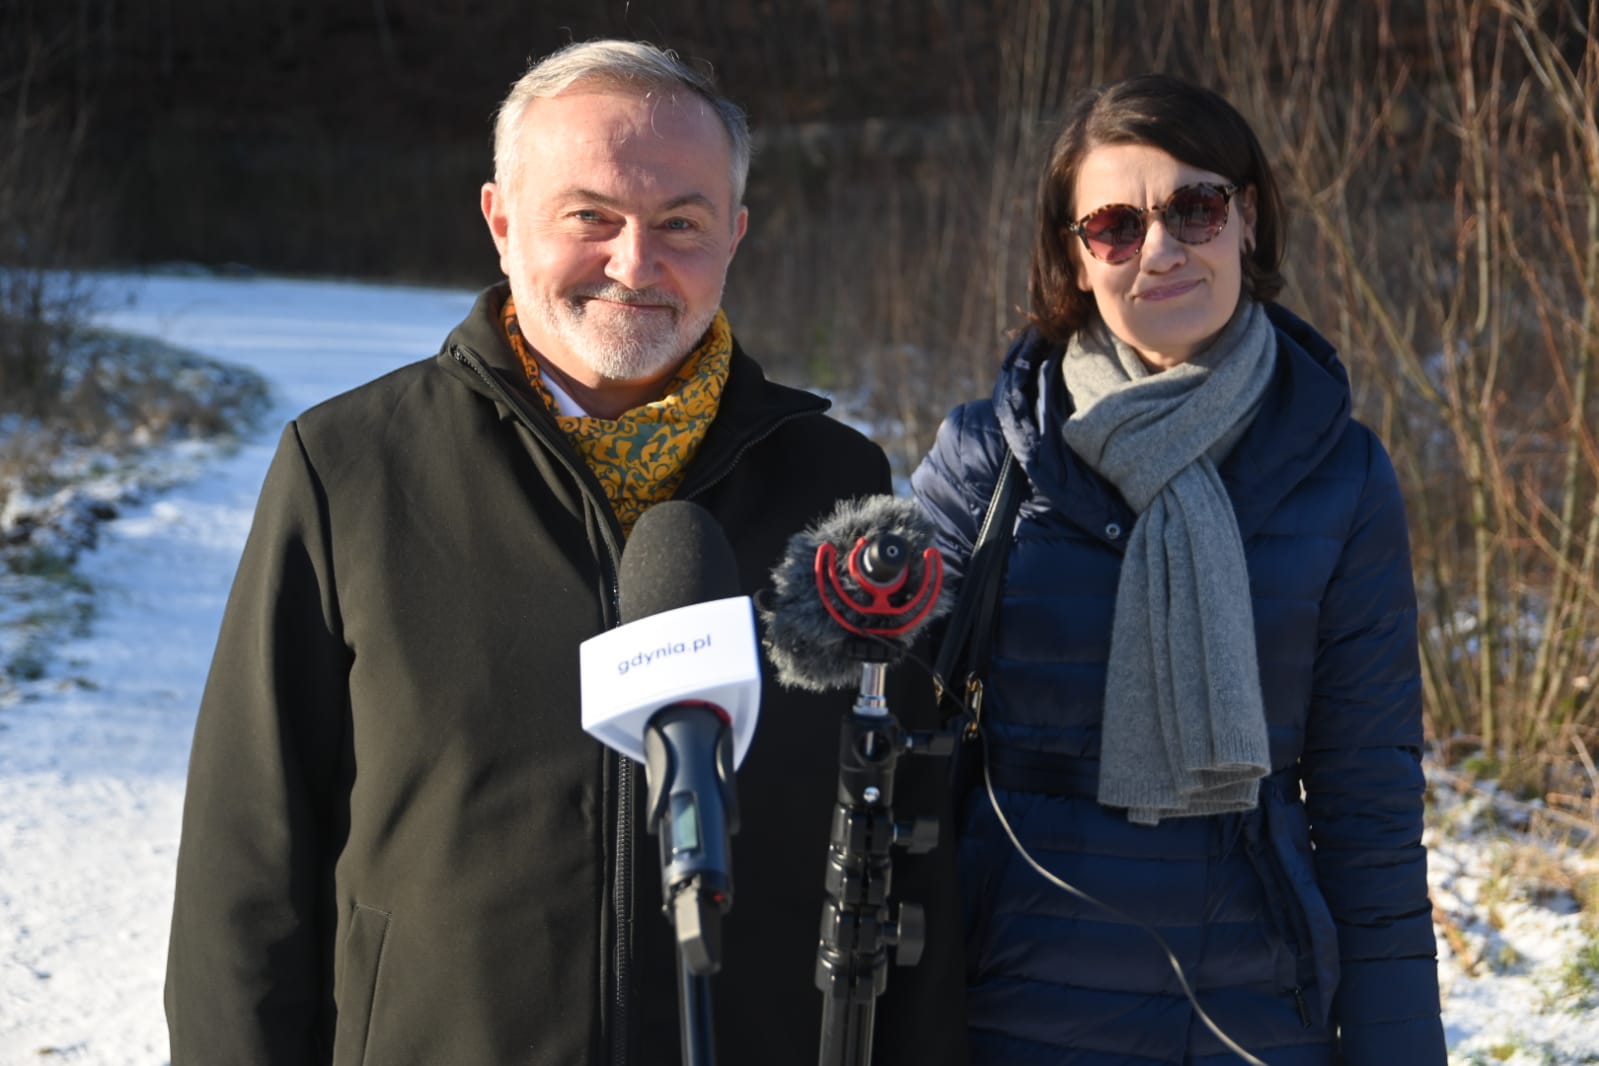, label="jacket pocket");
[333,902,391,1066]
[1243,795,1341,1027]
